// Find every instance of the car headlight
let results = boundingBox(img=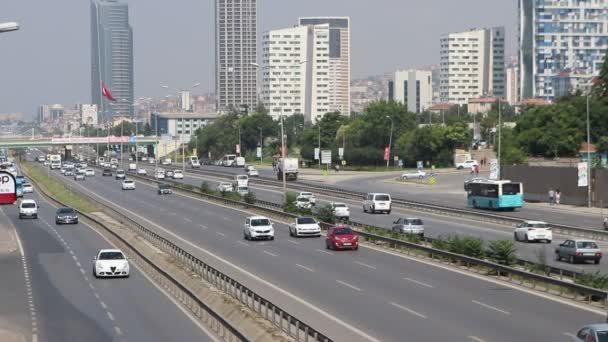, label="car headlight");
[120,262,129,270]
